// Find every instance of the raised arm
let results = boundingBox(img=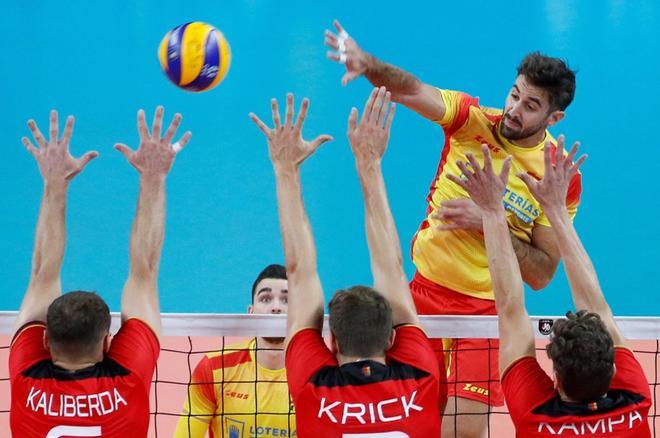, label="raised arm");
[249,94,333,340]
[324,20,446,121]
[518,138,625,345]
[448,145,535,372]
[115,107,190,338]
[346,87,418,326]
[13,111,98,336]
